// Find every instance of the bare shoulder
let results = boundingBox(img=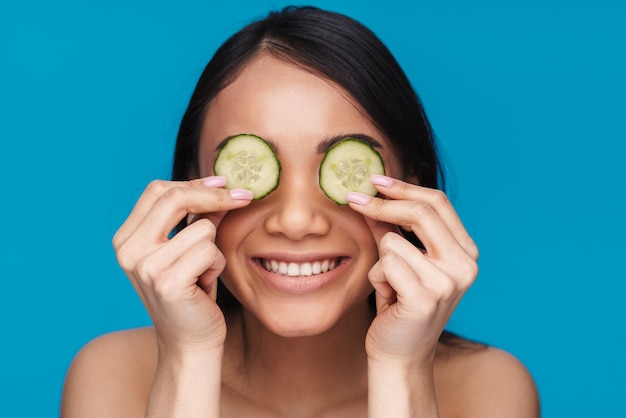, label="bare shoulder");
[435,343,540,418]
[61,327,157,418]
